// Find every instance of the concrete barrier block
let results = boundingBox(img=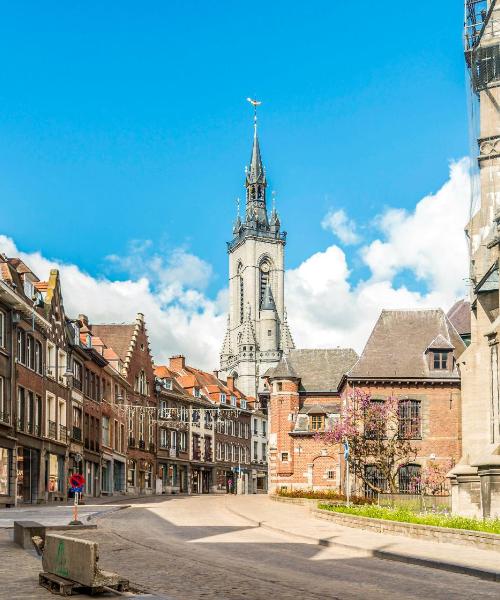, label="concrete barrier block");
[42,534,121,588]
[13,521,45,549]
